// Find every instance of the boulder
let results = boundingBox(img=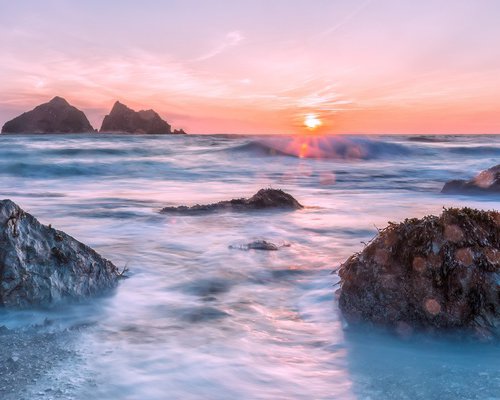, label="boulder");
[338,208,500,338]
[0,200,119,307]
[1,97,94,134]
[100,101,171,134]
[442,165,500,194]
[160,188,303,214]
